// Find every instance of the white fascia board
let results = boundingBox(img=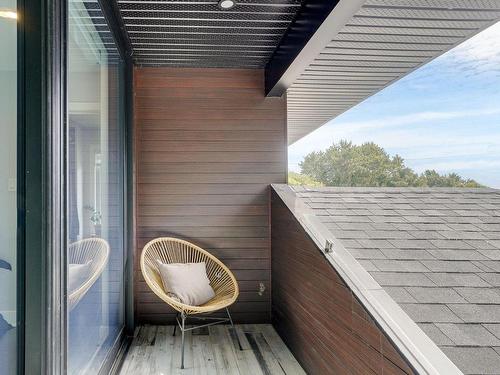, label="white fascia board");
[267,0,366,97]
